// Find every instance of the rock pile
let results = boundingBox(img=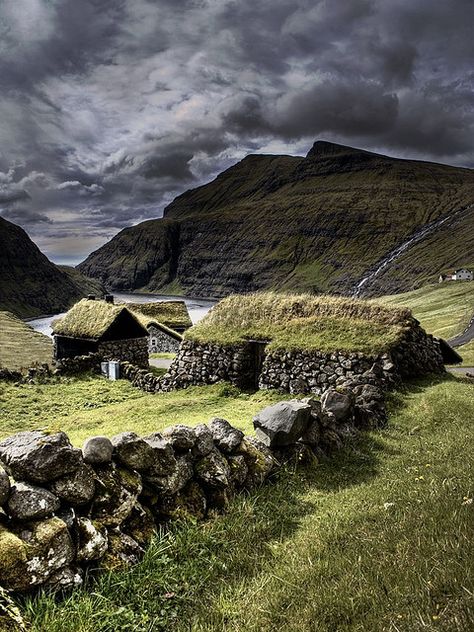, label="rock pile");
[0,380,383,597]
